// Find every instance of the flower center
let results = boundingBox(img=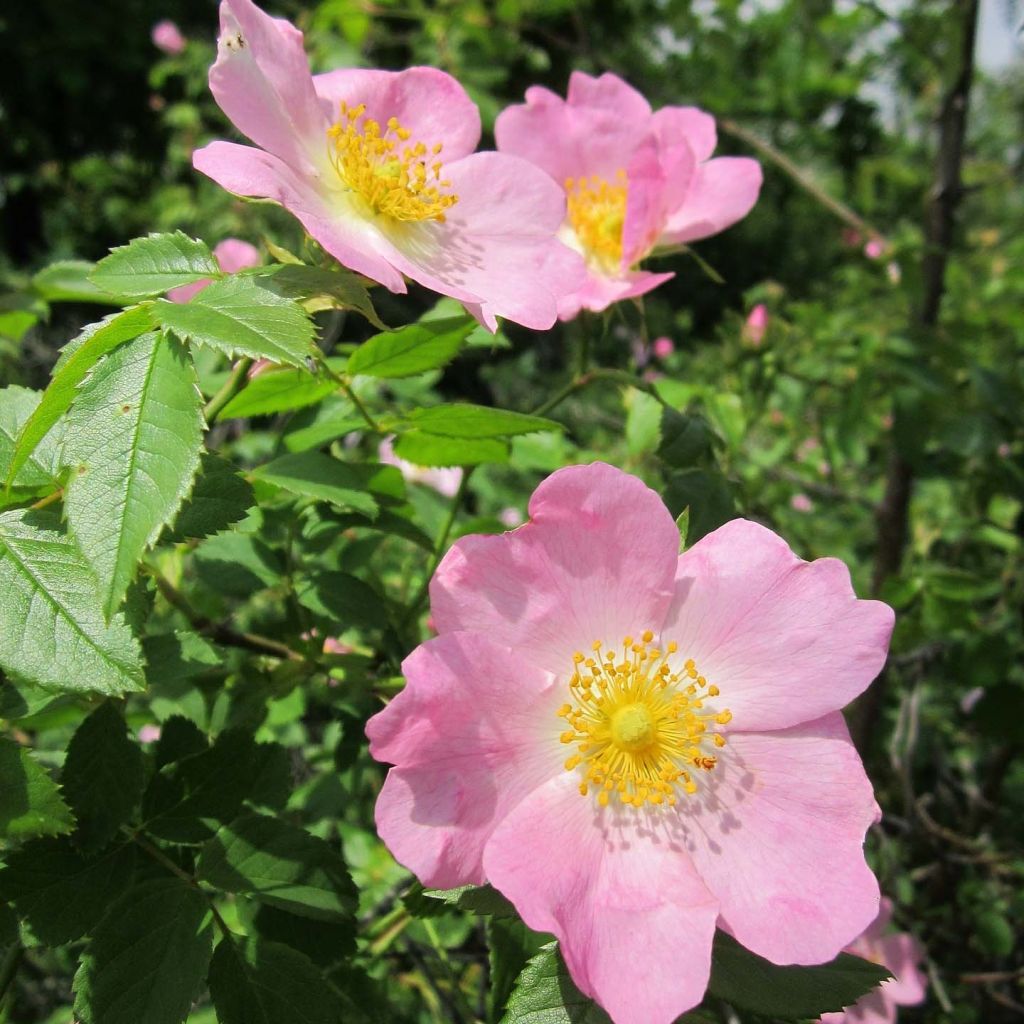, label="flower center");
[564,172,627,274]
[327,102,458,223]
[558,630,731,809]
